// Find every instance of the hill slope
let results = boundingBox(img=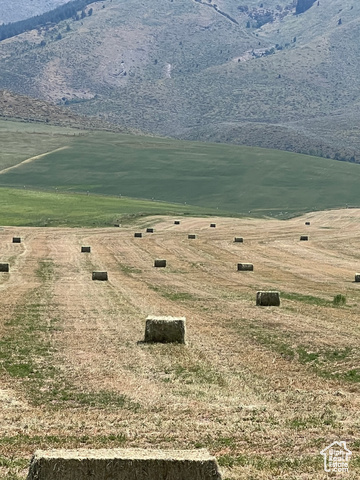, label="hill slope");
[0,0,68,24]
[0,0,359,160]
[1,122,360,217]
